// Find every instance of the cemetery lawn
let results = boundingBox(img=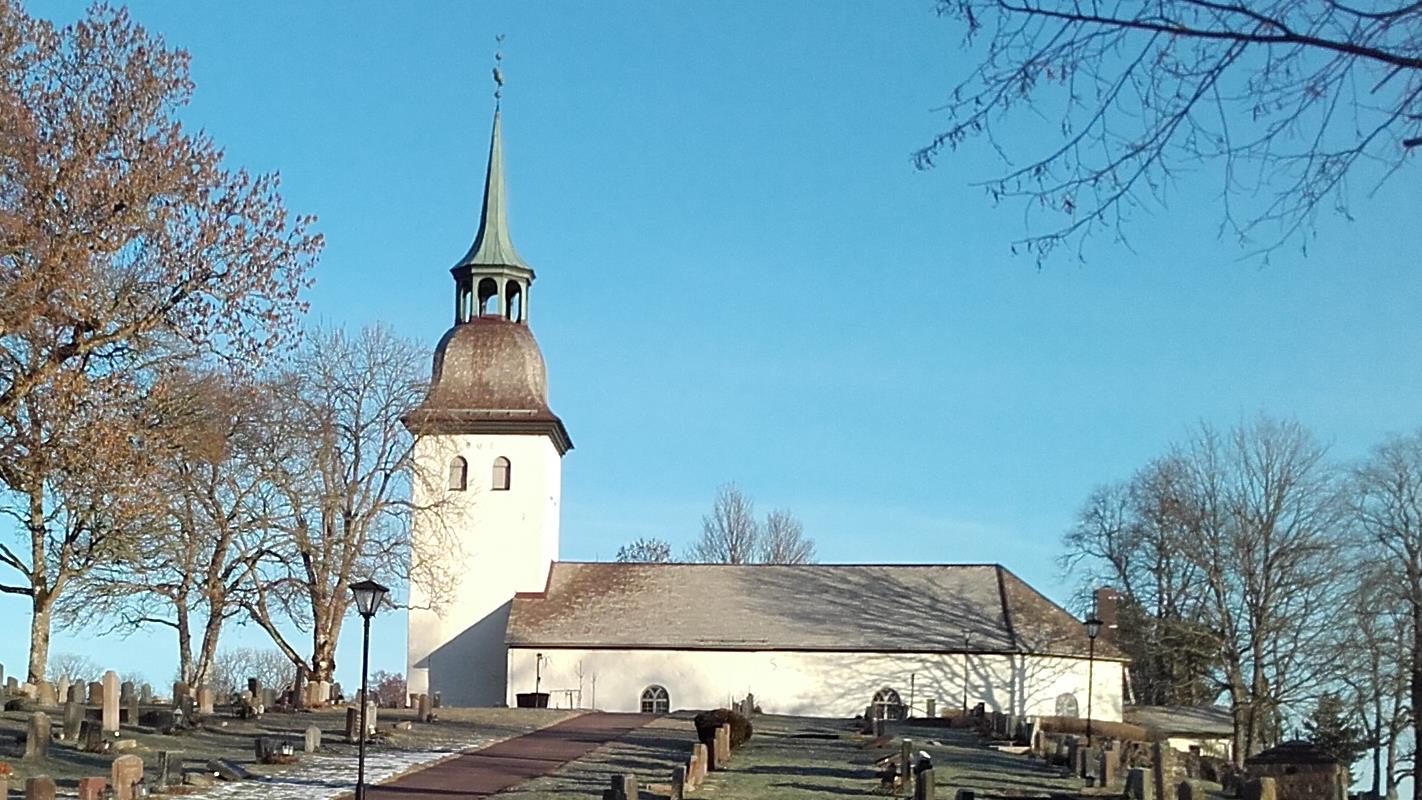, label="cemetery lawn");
[0,705,578,791]
[497,714,1085,799]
